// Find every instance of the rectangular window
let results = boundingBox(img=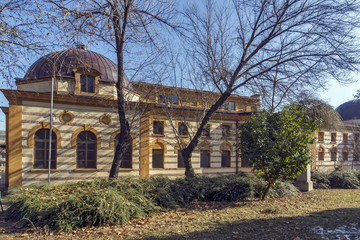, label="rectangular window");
[354,152,359,161]
[201,124,210,137]
[343,151,348,161]
[331,133,336,142]
[178,122,188,136]
[222,102,235,110]
[200,150,210,168]
[168,95,179,105]
[222,125,230,137]
[318,132,324,142]
[355,133,359,143]
[153,121,164,135]
[343,133,348,144]
[178,150,185,168]
[157,94,179,104]
[221,151,230,167]
[331,150,337,161]
[158,94,166,104]
[152,149,164,168]
[80,75,94,93]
